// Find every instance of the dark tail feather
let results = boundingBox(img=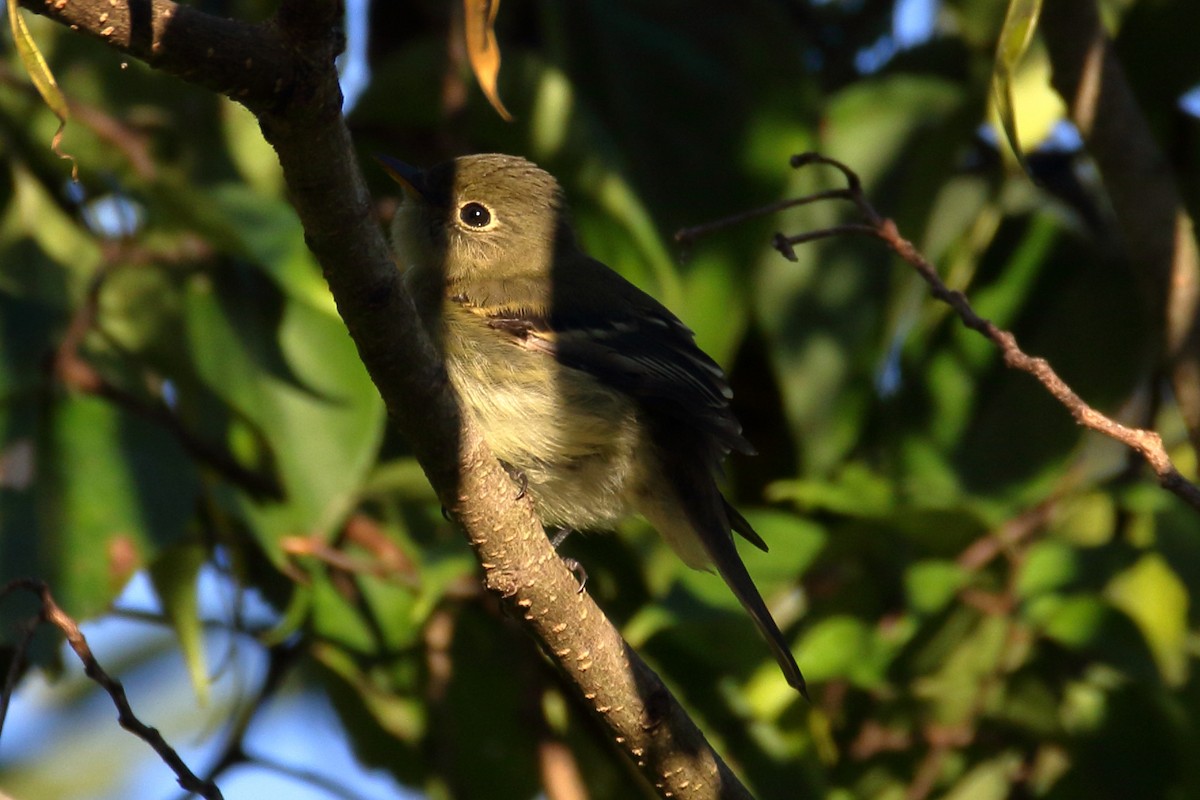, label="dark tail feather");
[709,533,809,698]
[656,436,807,697]
[726,499,769,552]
